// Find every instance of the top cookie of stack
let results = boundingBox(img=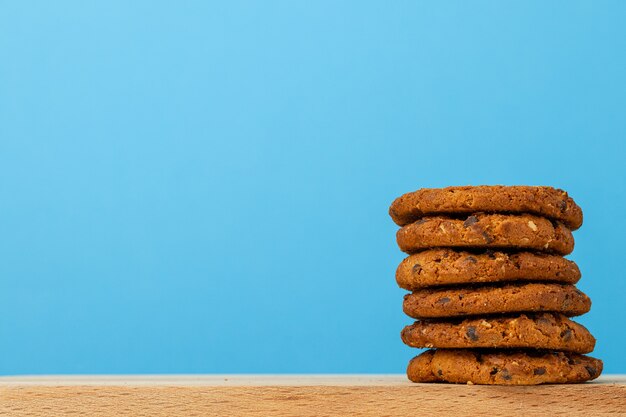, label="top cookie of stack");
[389,185,602,385]
[390,185,583,230]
